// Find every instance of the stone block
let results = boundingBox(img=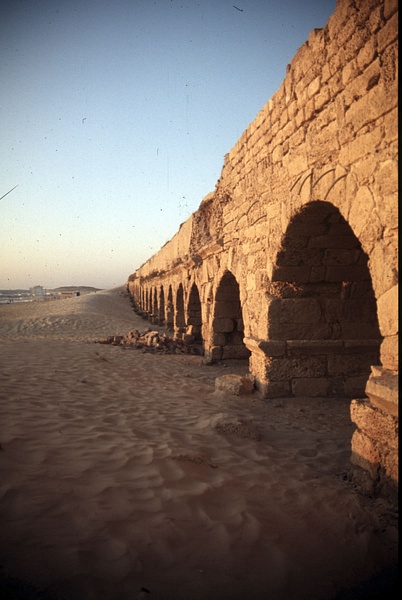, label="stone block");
[304,97,316,122]
[383,108,398,142]
[288,100,298,120]
[324,248,361,266]
[357,37,377,71]
[280,247,324,267]
[294,108,306,130]
[309,266,326,282]
[365,368,398,417]
[187,317,201,327]
[327,354,372,377]
[324,265,370,282]
[266,356,326,380]
[269,321,333,341]
[257,379,291,398]
[213,300,241,319]
[328,70,343,99]
[286,152,308,178]
[375,160,398,196]
[345,85,389,133]
[384,0,398,19]
[212,318,234,333]
[350,429,381,479]
[348,281,376,300]
[254,340,287,357]
[210,413,259,439]
[231,331,246,345]
[278,298,322,324]
[307,75,320,98]
[322,298,344,323]
[291,377,330,397]
[215,374,254,396]
[340,321,381,340]
[342,59,358,86]
[333,11,356,48]
[377,284,398,337]
[382,446,398,485]
[314,85,330,111]
[377,11,398,52]
[272,266,311,283]
[288,223,325,239]
[339,298,378,322]
[212,332,226,346]
[286,339,342,355]
[369,242,398,298]
[309,234,359,249]
[348,182,375,234]
[342,339,380,353]
[380,335,398,371]
[272,144,283,163]
[350,398,398,449]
